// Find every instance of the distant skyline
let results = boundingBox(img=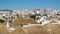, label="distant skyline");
[0,0,60,10]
